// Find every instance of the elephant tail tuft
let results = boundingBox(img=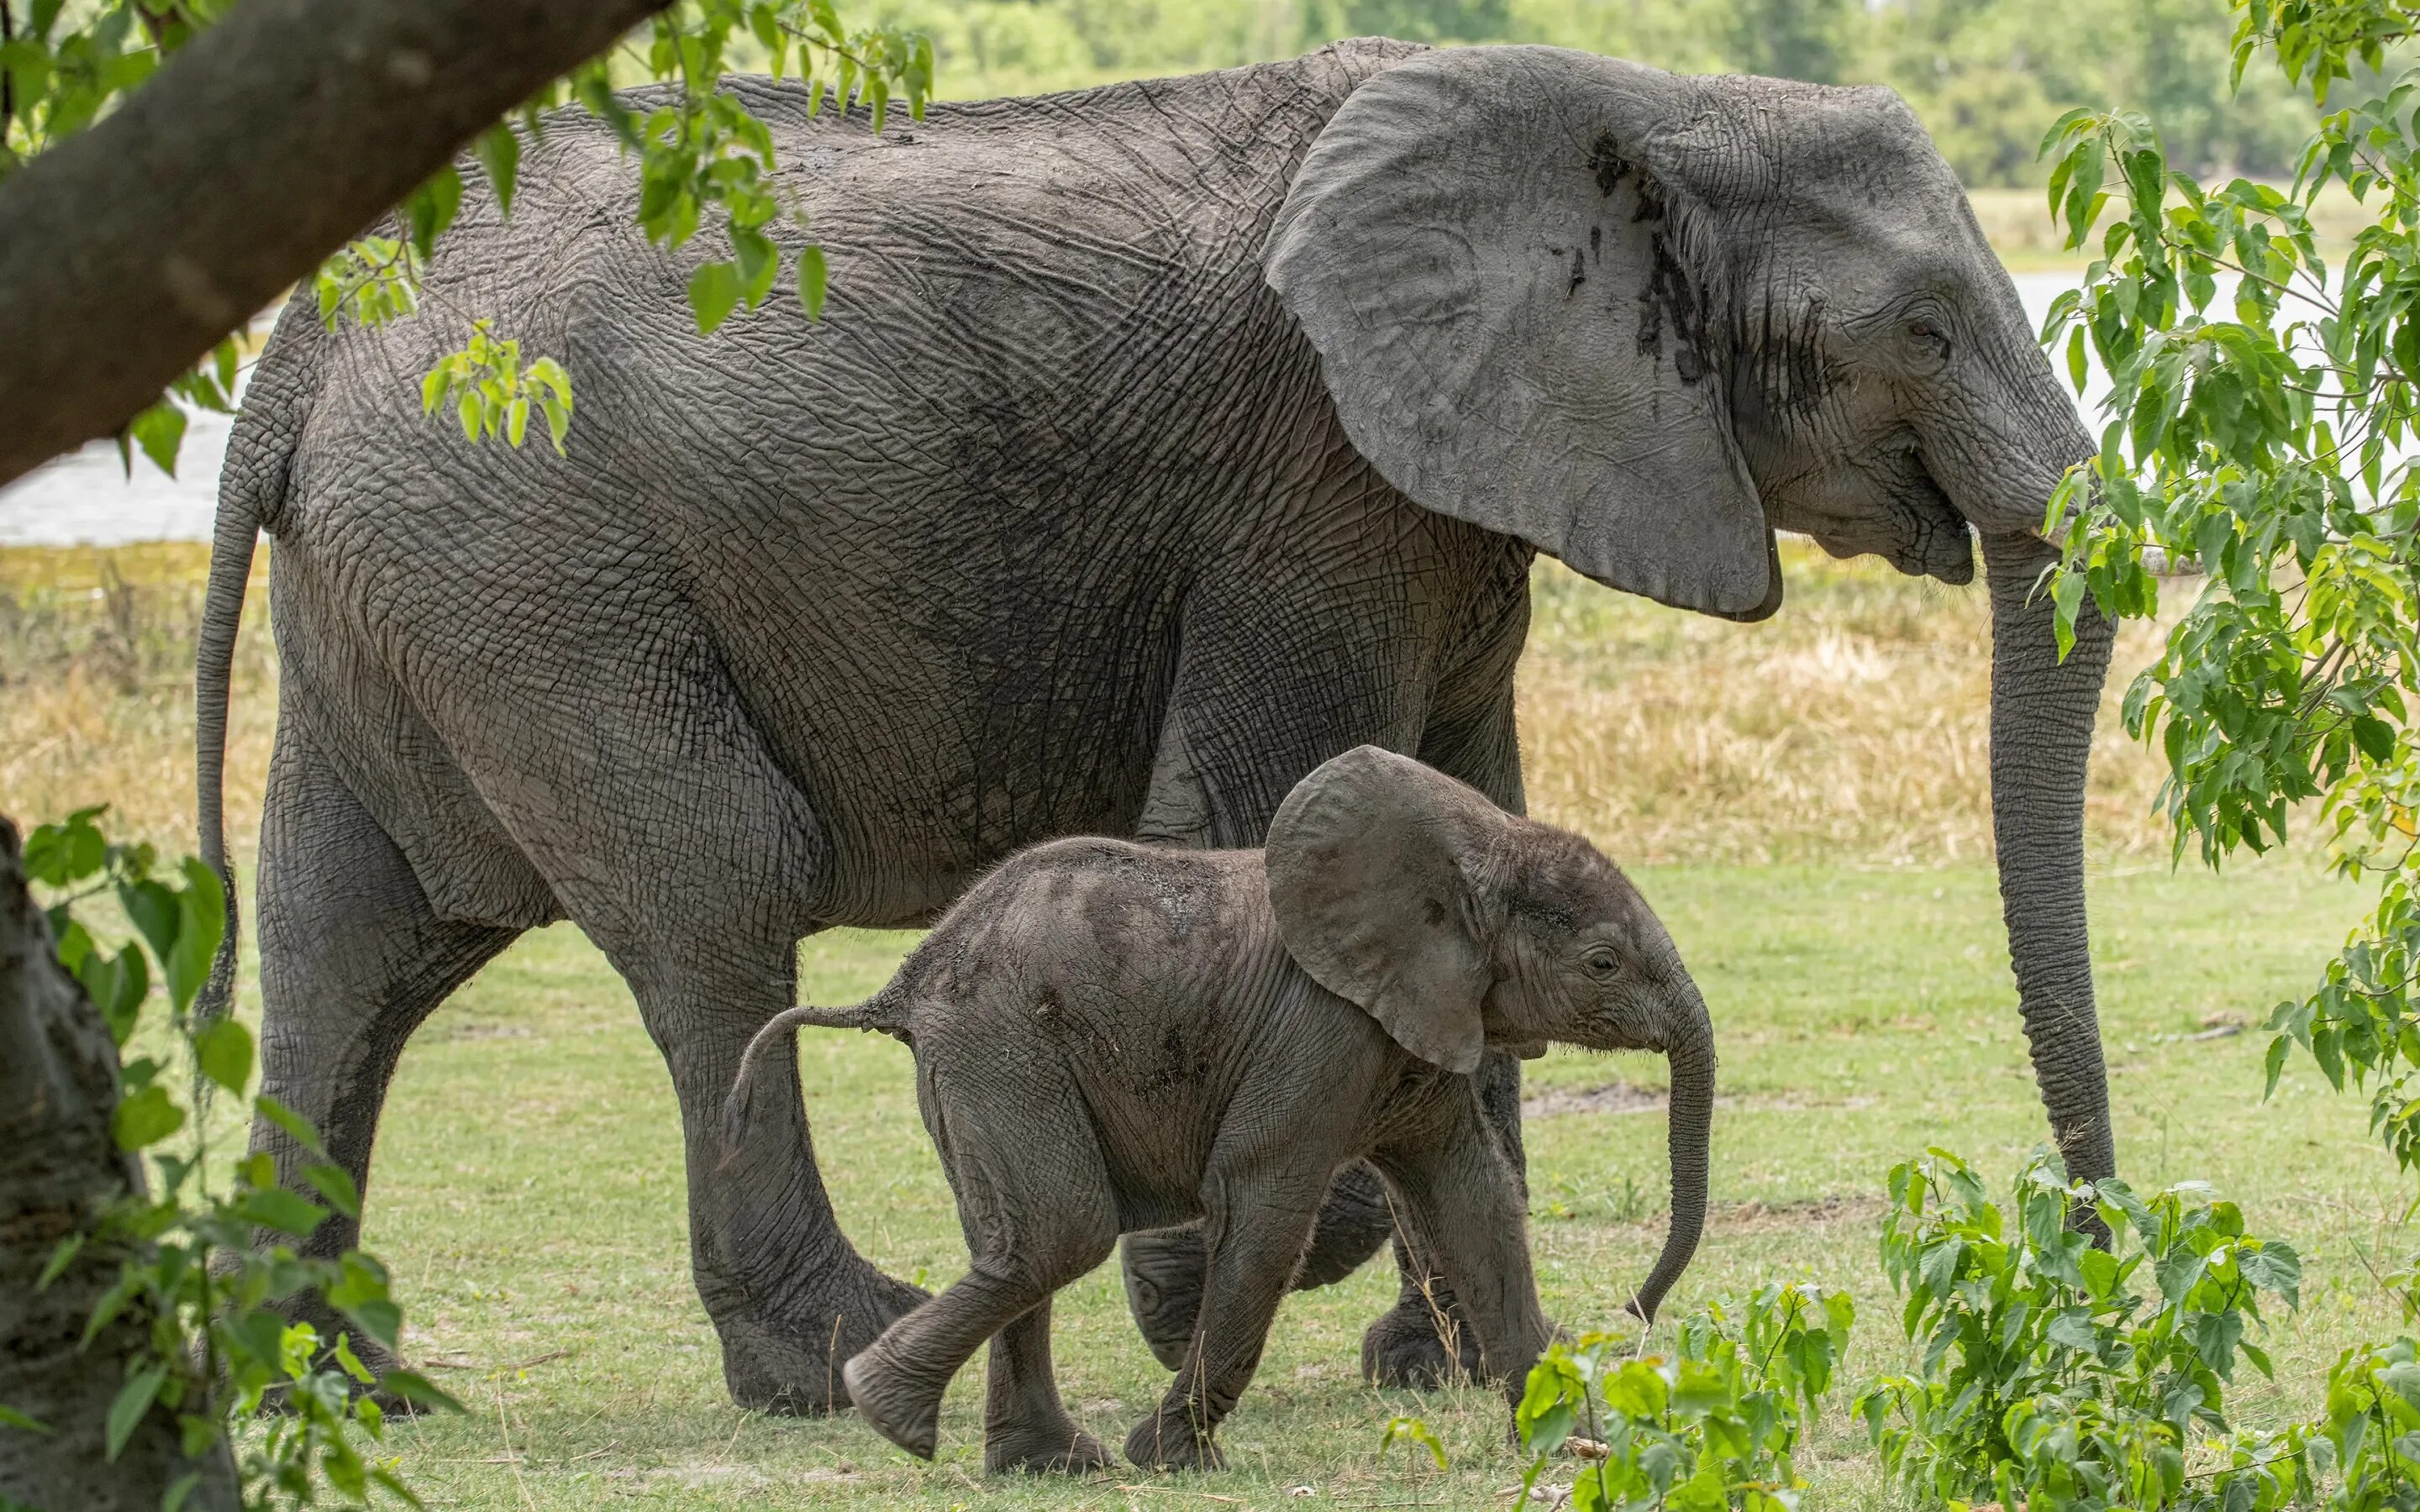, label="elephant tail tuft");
[718,993,908,1165]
